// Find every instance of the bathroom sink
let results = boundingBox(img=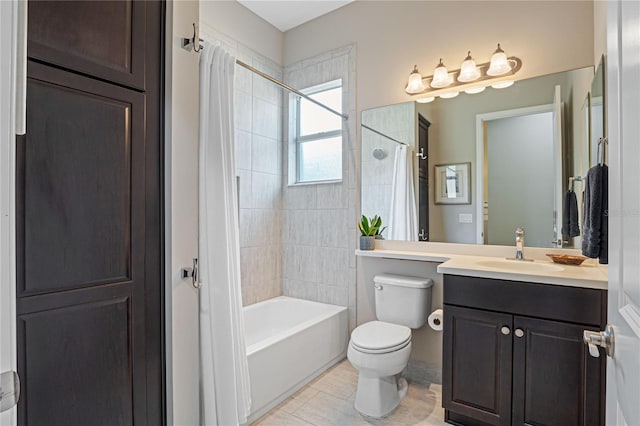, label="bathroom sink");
[475,259,565,273]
